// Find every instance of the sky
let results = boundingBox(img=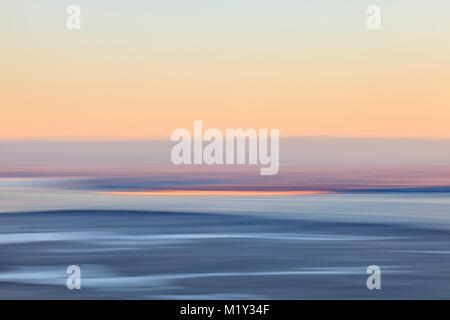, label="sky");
[1,0,450,139]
